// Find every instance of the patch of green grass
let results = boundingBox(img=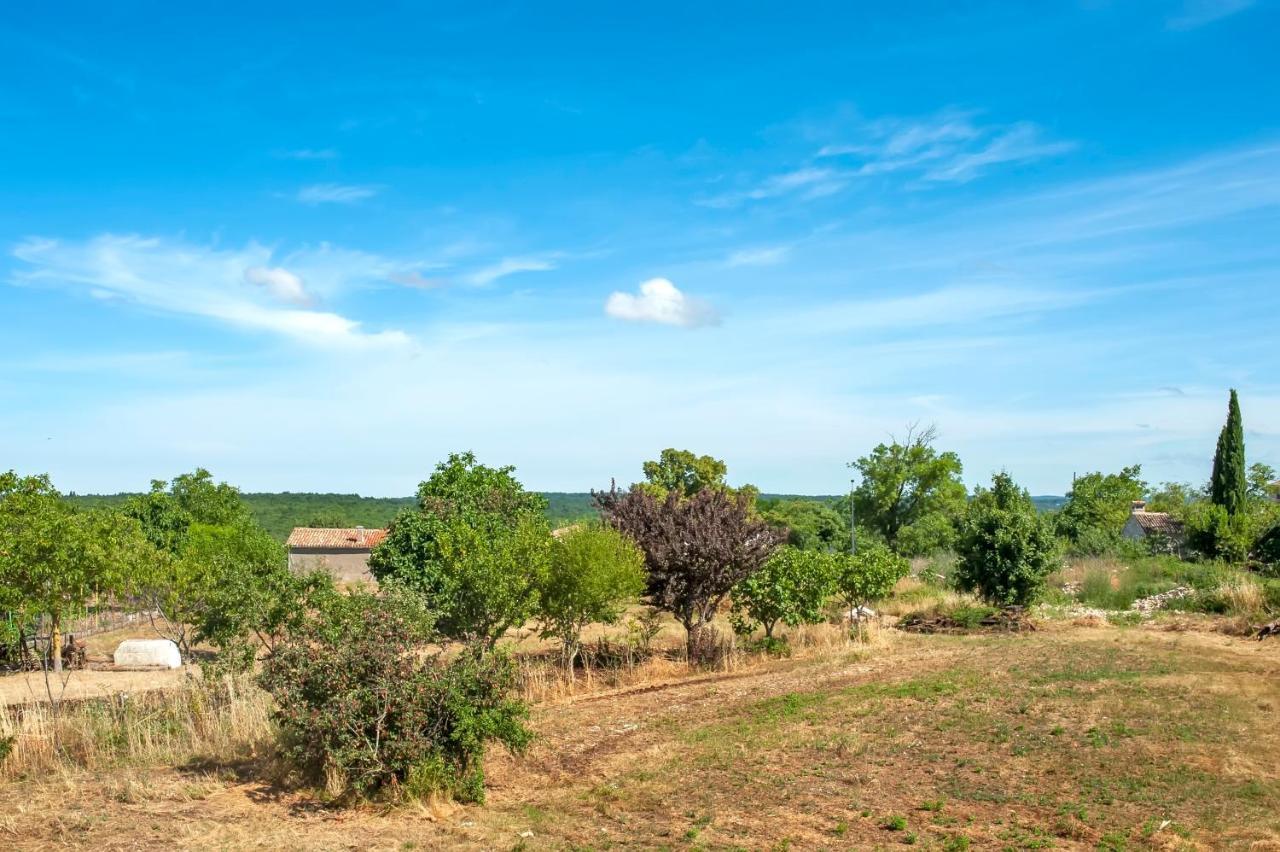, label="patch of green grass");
[884,814,908,831]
